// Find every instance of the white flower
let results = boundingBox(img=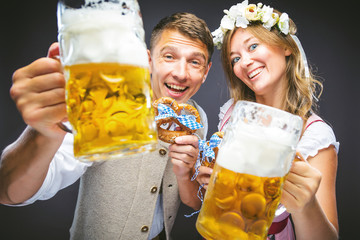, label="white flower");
[226,6,241,20]
[225,1,248,19]
[220,15,235,30]
[211,1,290,49]
[235,0,249,14]
[238,0,249,8]
[263,13,279,30]
[235,16,250,28]
[261,5,273,23]
[278,13,290,35]
[212,27,224,49]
